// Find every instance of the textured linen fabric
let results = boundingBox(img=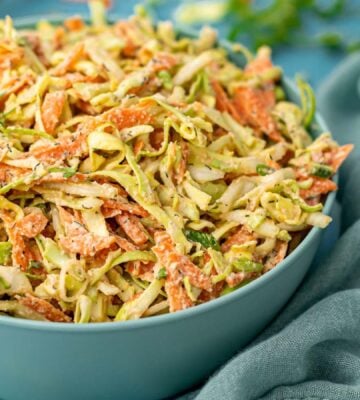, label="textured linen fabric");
[177,54,360,400]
